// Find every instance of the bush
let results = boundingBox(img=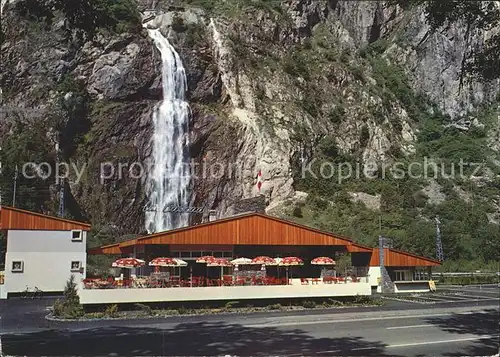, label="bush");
[327,298,344,307]
[302,300,316,308]
[135,303,152,316]
[267,303,283,310]
[353,295,372,305]
[105,304,119,318]
[224,301,239,310]
[292,206,303,218]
